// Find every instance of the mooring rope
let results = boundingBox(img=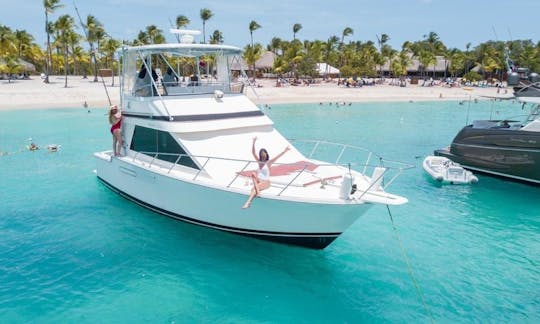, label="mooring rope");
[386,204,435,323]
